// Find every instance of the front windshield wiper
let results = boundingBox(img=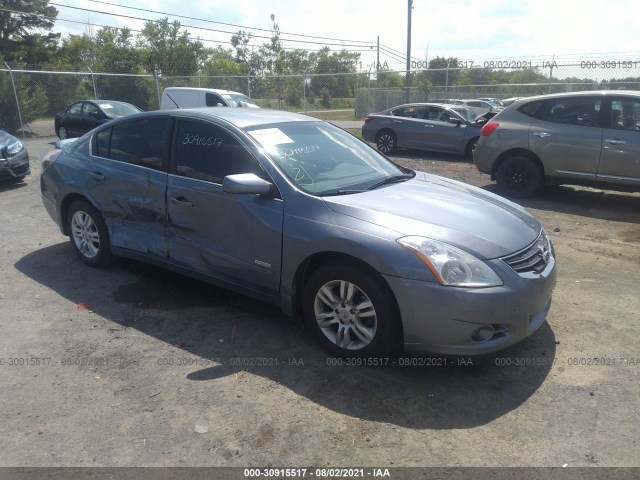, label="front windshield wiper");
[366,173,415,191]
